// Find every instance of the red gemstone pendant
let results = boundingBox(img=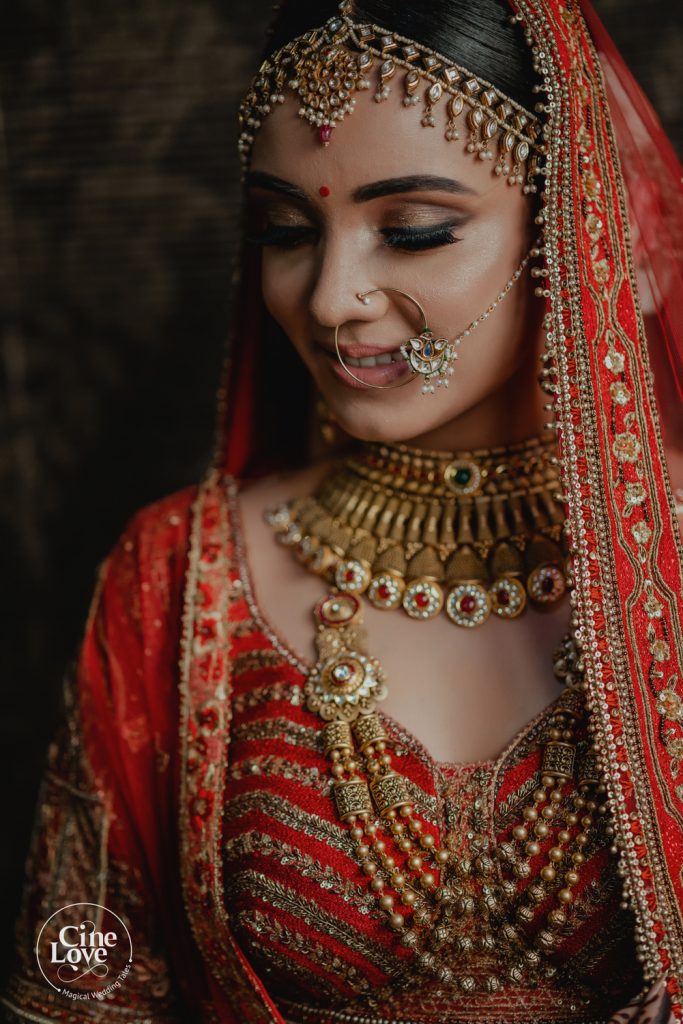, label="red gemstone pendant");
[402,578,444,619]
[445,583,491,628]
[368,572,405,611]
[489,577,526,619]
